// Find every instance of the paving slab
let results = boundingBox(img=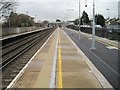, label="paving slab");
[56,28,112,88]
[9,27,113,89]
[62,72,102,88]
[62,60,90,72]
[13,71,40,88]
[11,28,58,88]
